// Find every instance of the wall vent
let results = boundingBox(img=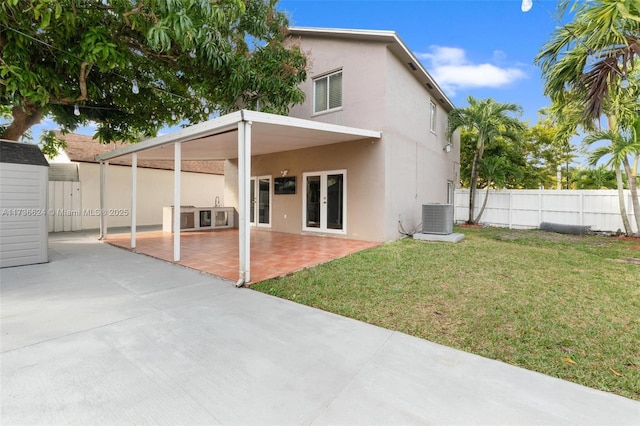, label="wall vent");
[422,204,453,235]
